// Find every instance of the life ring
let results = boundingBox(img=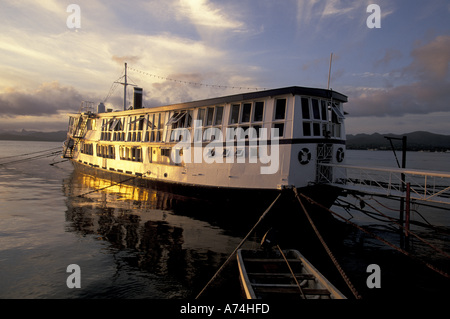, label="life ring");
[298,148,311,165]
[336,148,345,162]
